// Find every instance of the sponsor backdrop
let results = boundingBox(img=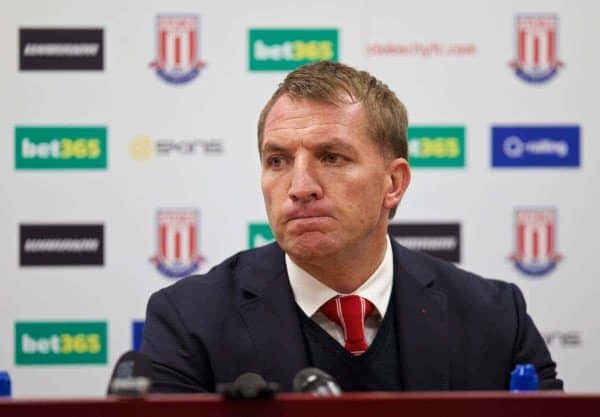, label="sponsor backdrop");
[0,0,598,397]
